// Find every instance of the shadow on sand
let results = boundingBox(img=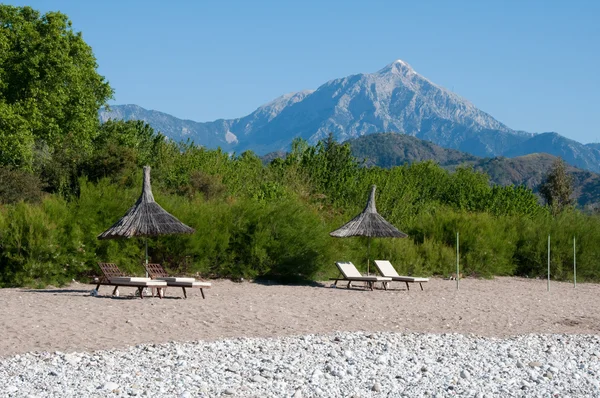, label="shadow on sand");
[252,277,402,292]
[22,288,92,295]
[21,287,188,300]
